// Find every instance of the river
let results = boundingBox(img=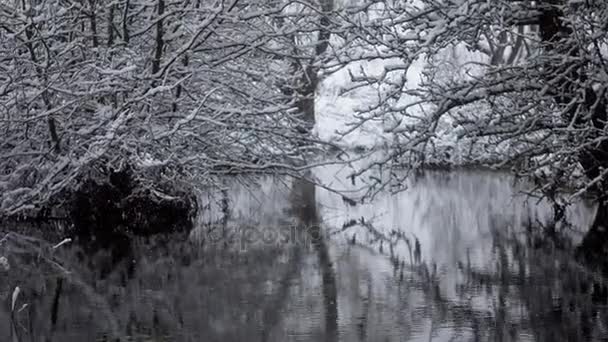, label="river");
[1,168,606,341]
